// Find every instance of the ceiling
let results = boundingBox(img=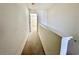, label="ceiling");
[26,3,55,10]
